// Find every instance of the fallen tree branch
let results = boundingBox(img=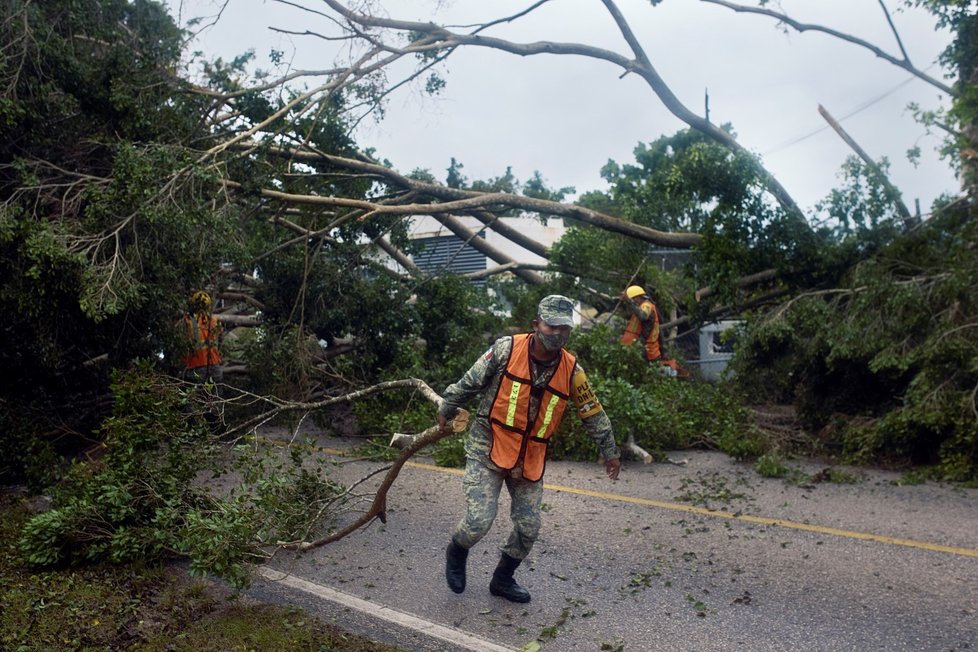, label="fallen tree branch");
[432,212,546,284]
[231,145,702,248]
[224,378,443,439]
[283,408,470,551]
[818,104,913,225]
[624,432,653,464]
